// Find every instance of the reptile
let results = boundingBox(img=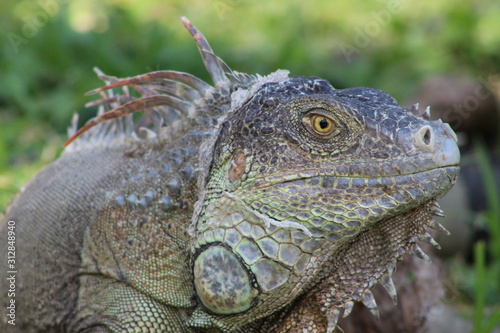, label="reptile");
[0,18,460,332]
